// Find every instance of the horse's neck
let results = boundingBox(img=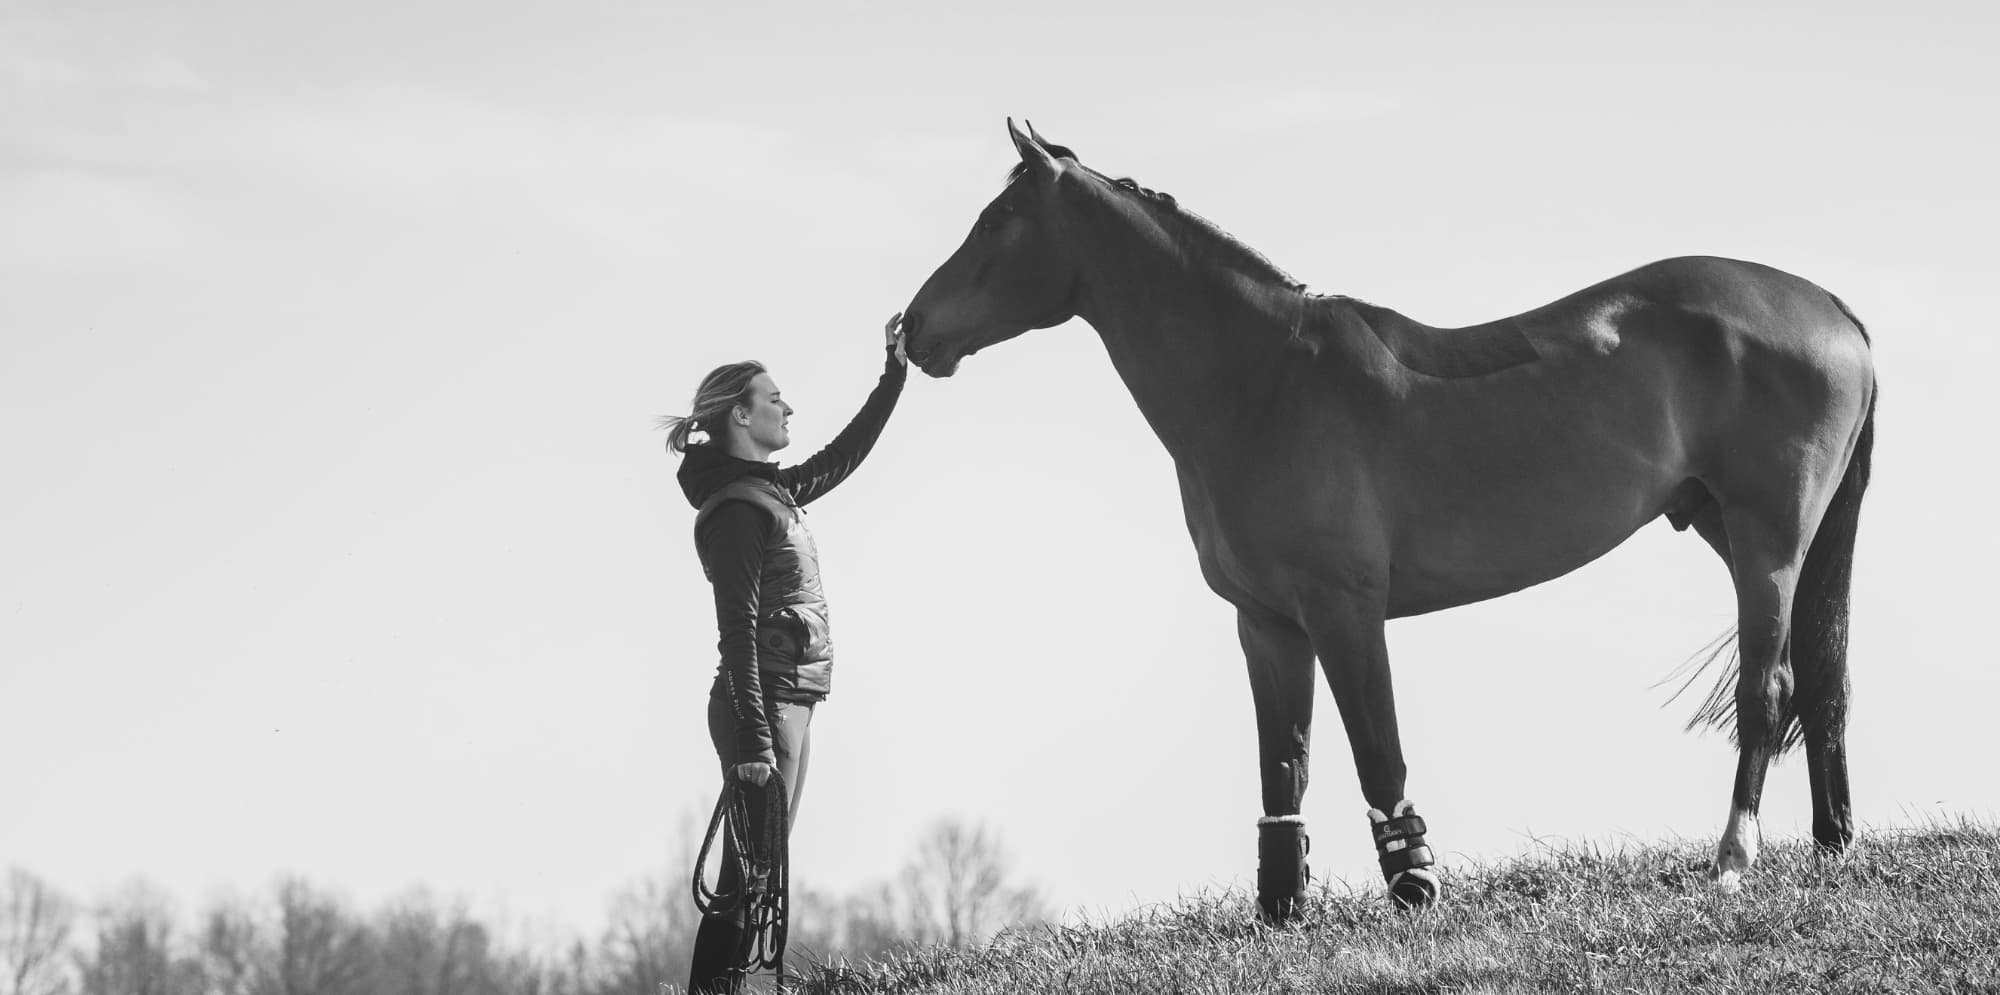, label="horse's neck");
[1075,266,1301,457]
